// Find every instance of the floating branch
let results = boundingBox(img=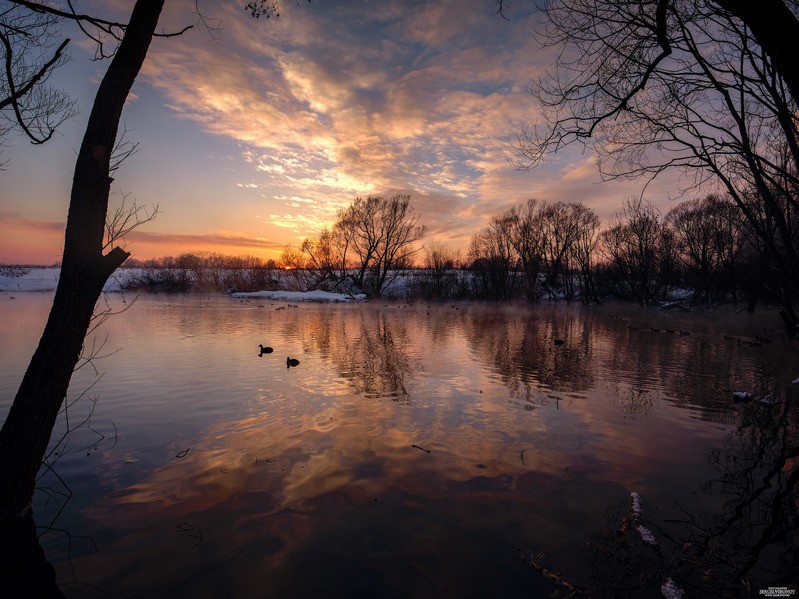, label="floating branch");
[525,550,587,595]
